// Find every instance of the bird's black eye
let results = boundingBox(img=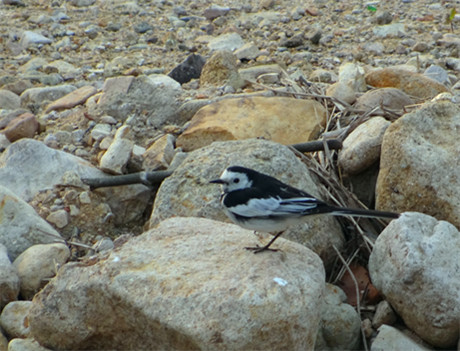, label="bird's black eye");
[233,178,240,183]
